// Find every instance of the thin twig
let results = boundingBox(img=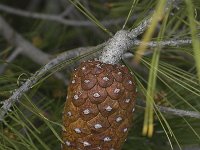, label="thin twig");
[0,16,51,65]
[0,47,22,74]
[127,0,176,39]
[136,100,200,119]
[180,146,200,150]
[0,4,136,27]
[128,18,152,39]
[156,105,200,119]
[133,39,192,47]
[0,43,105,121]
[0,16,68,83]
[59,3,75,17]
